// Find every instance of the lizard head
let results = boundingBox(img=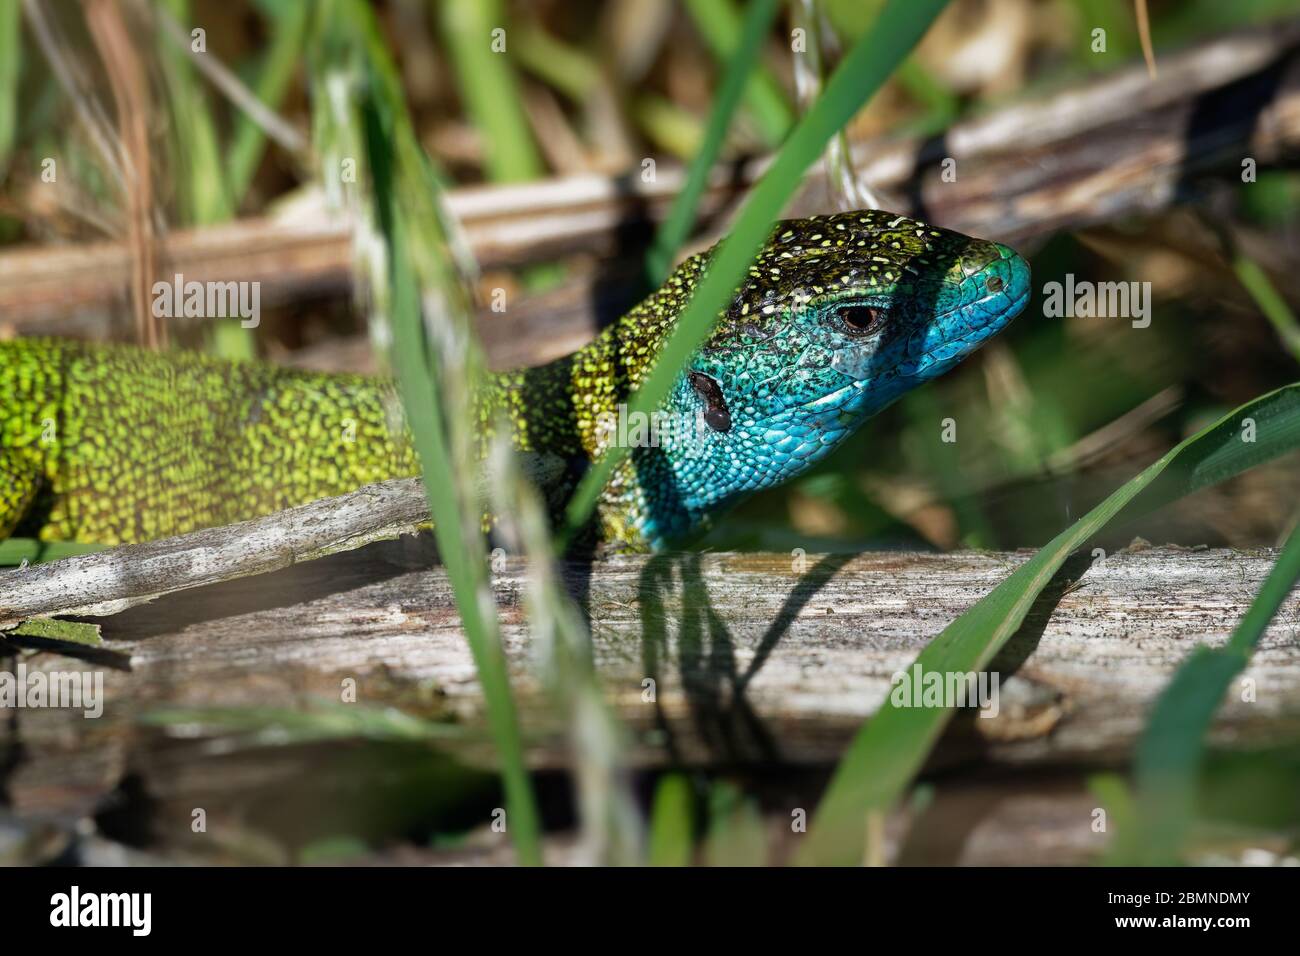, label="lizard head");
[647,210,1030,539]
